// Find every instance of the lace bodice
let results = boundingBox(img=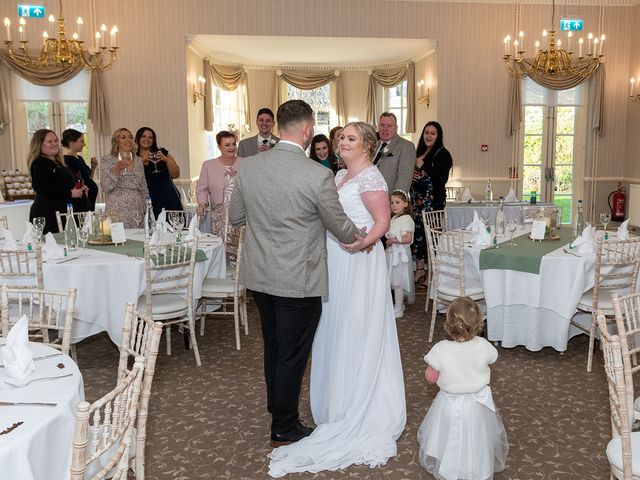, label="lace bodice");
[335,166,387,229]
